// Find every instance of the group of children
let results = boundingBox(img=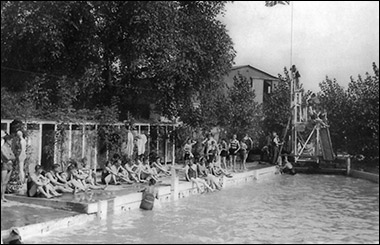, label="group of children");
[25,154,172,199]
[101,154,171,188]
[183,133,254,173]
[26,158,103,198]
[177,154,233,193]
[177,132,257,193]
